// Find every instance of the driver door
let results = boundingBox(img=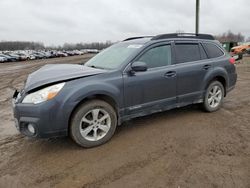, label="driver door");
[122,43,177,116]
